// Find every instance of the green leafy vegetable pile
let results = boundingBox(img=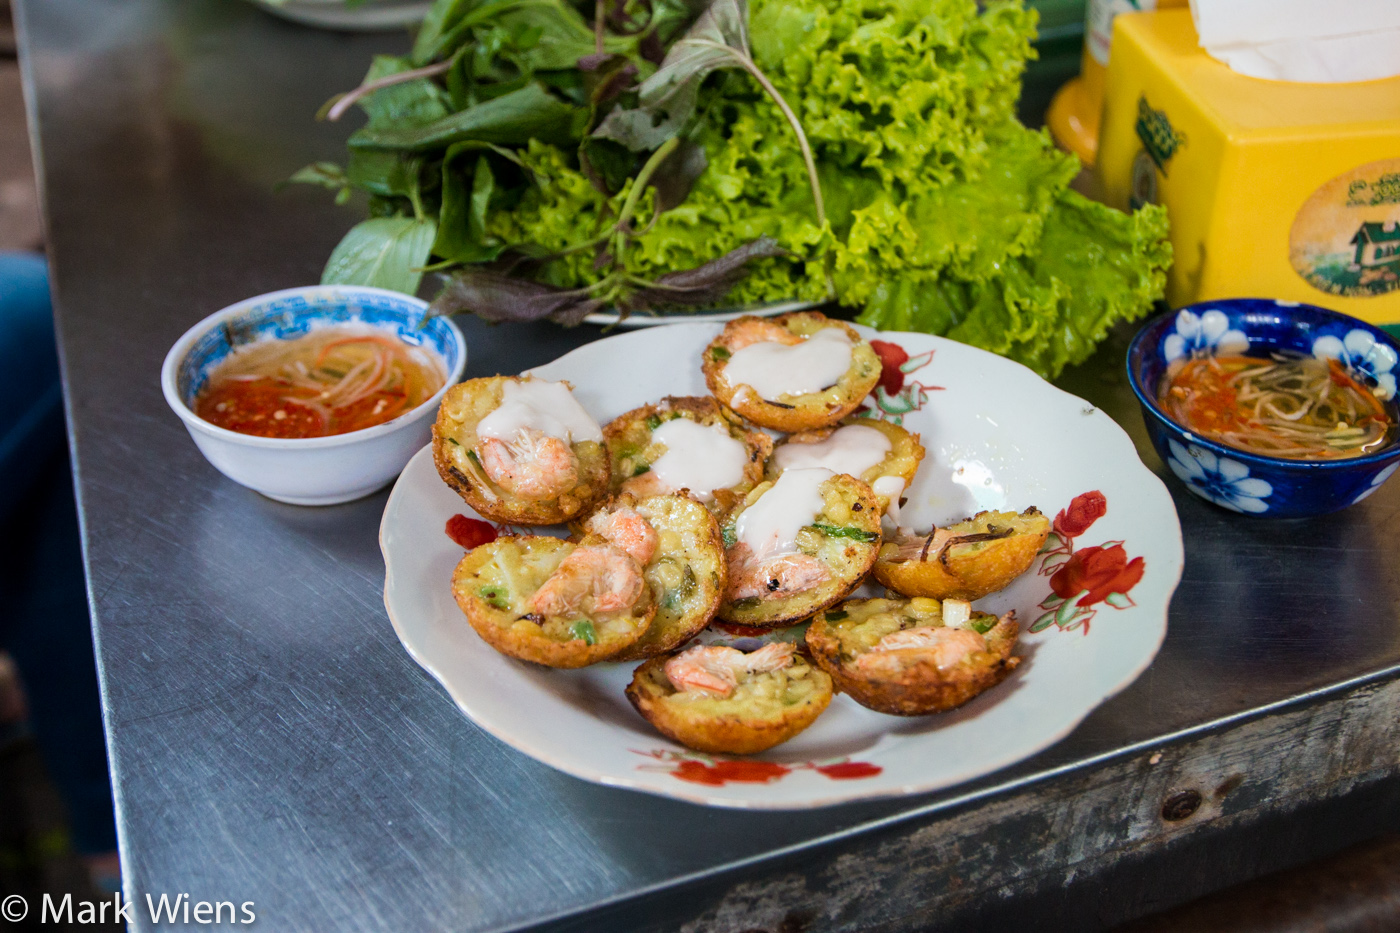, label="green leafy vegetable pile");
[302,0,1171,377]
